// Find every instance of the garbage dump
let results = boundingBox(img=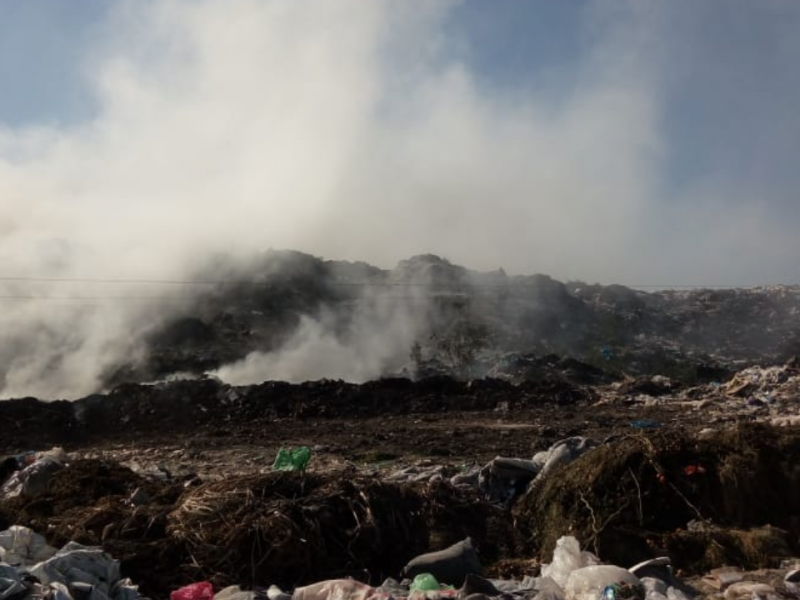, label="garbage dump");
[3,355,800,599]
[386,437,600,507]
[76,252,800,390]
[4,524,798,600]
[1,448,67,499]
[0,525,138,600]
